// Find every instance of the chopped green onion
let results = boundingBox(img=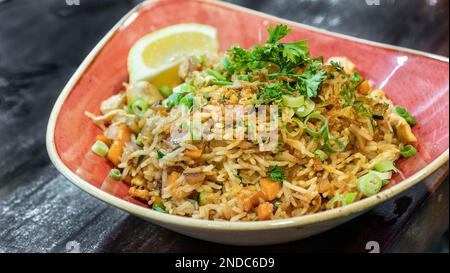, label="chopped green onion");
[344,192,357,205]
[304,112,329,137]
[316,102,331,108]
[205,68,227,81]
[157,150,165,159]
[91,140,109,157]
[374,160,398,173]
[233,174,243,181]
[329,194,343,209]
[134,138,144,147]
[198,54,206,65]
[190,119,202,141]
[198,192,207,206]
[282,95,305,108]
[202,76,216,86]
[314,149,329,161]
[159,85,173,98]
[109,169,122,180]
[180,92,194,108]
[284,107,296,119]
[179,84,196,93]
[369,170,392,181]
[237,74,254,81]
[165,92,184,108]
[282,118,303,137]
[357,172,383,197]
[211,79,233,86]
[400,145,417,158]
[129,99,149,117]
[395,106,416,126]
[152,203,165,213]
[274,200,282,208]
[295,99,315,118]
[329,192,357,208]
[198,192,204,205]
[324,138,346,153]
[222,57,233,73]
